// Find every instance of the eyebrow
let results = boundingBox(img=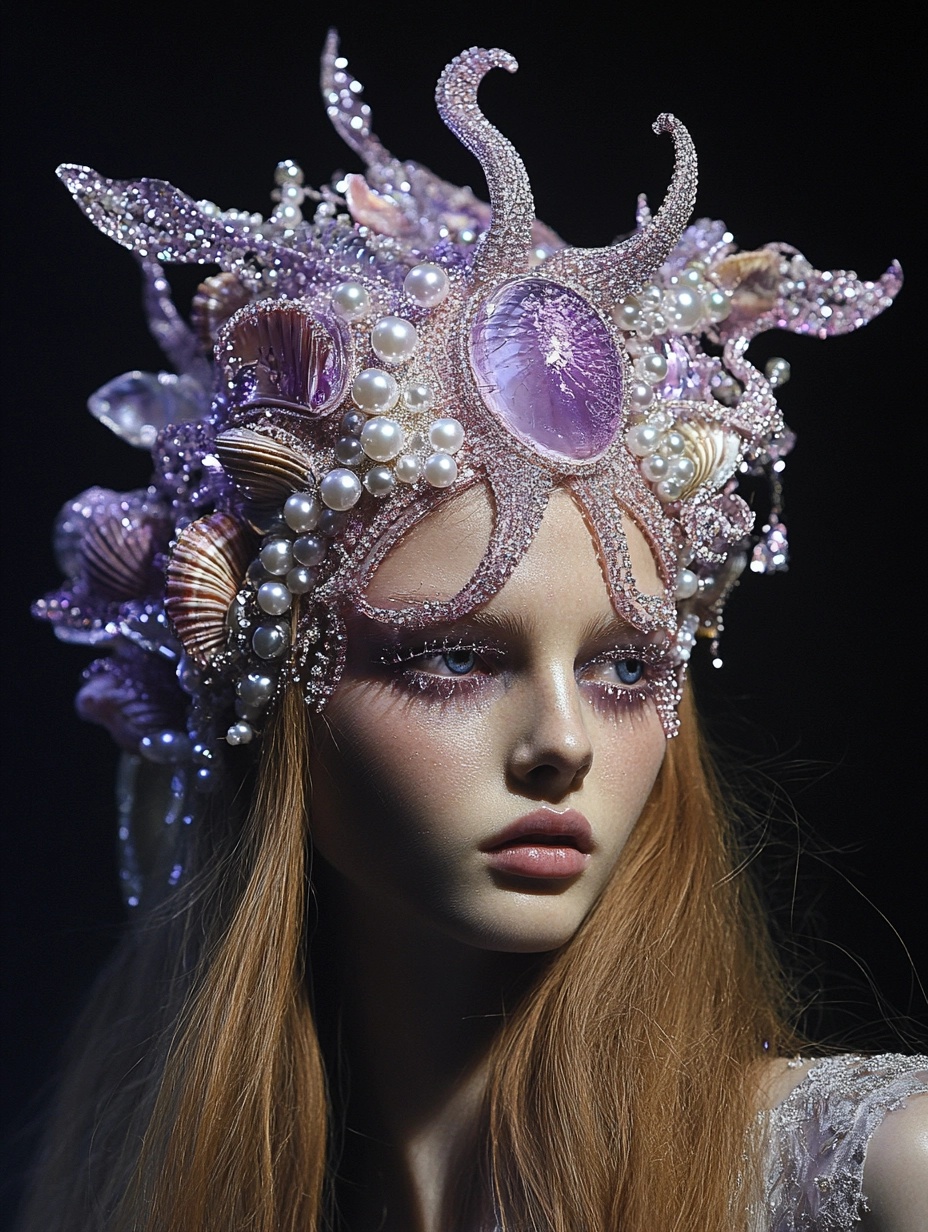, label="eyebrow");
[352,605,645,649]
